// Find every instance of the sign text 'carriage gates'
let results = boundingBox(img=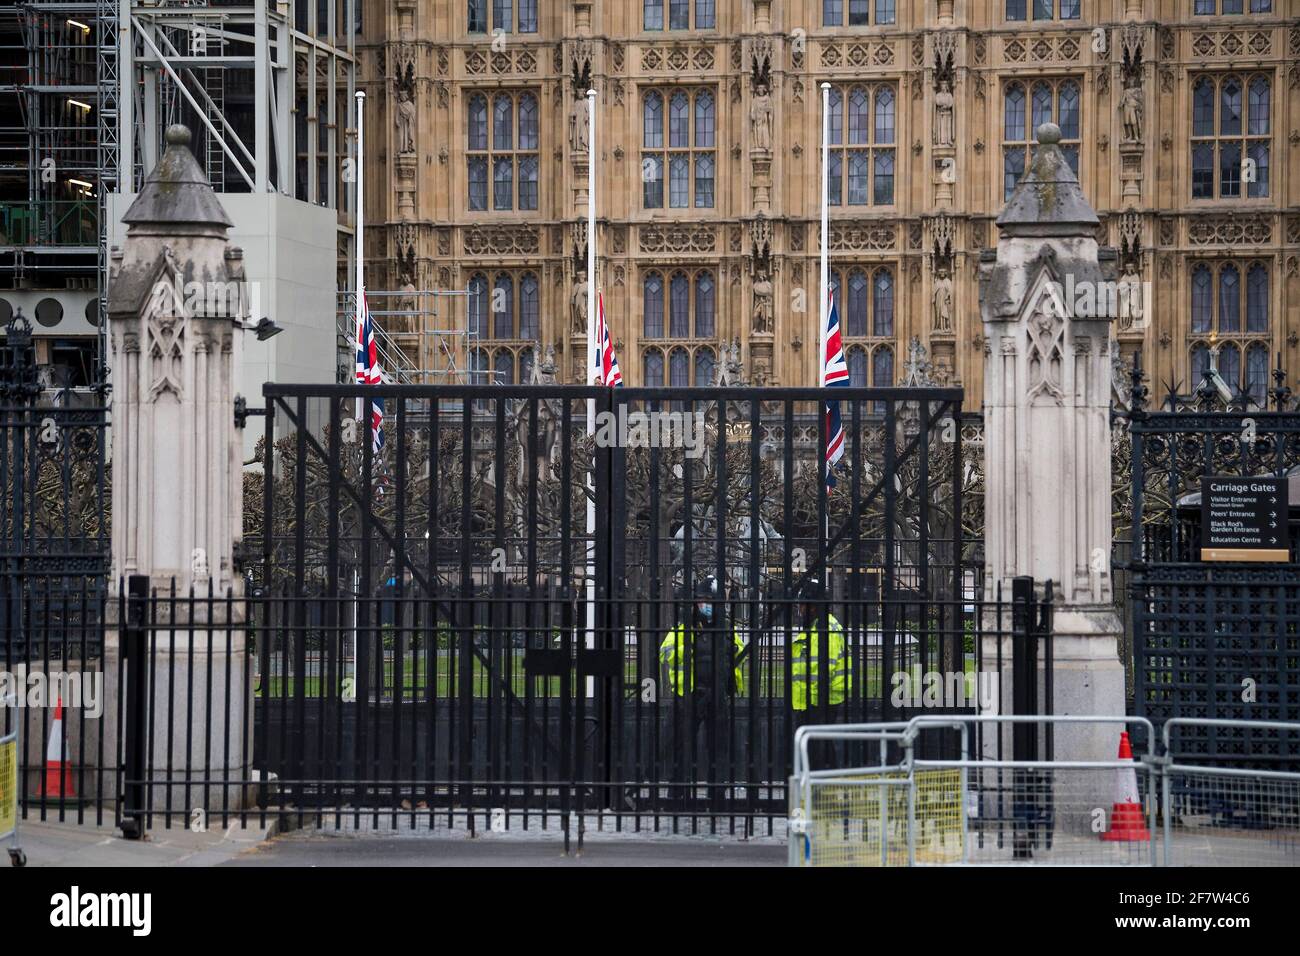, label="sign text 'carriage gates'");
[1199,476,1290,562]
